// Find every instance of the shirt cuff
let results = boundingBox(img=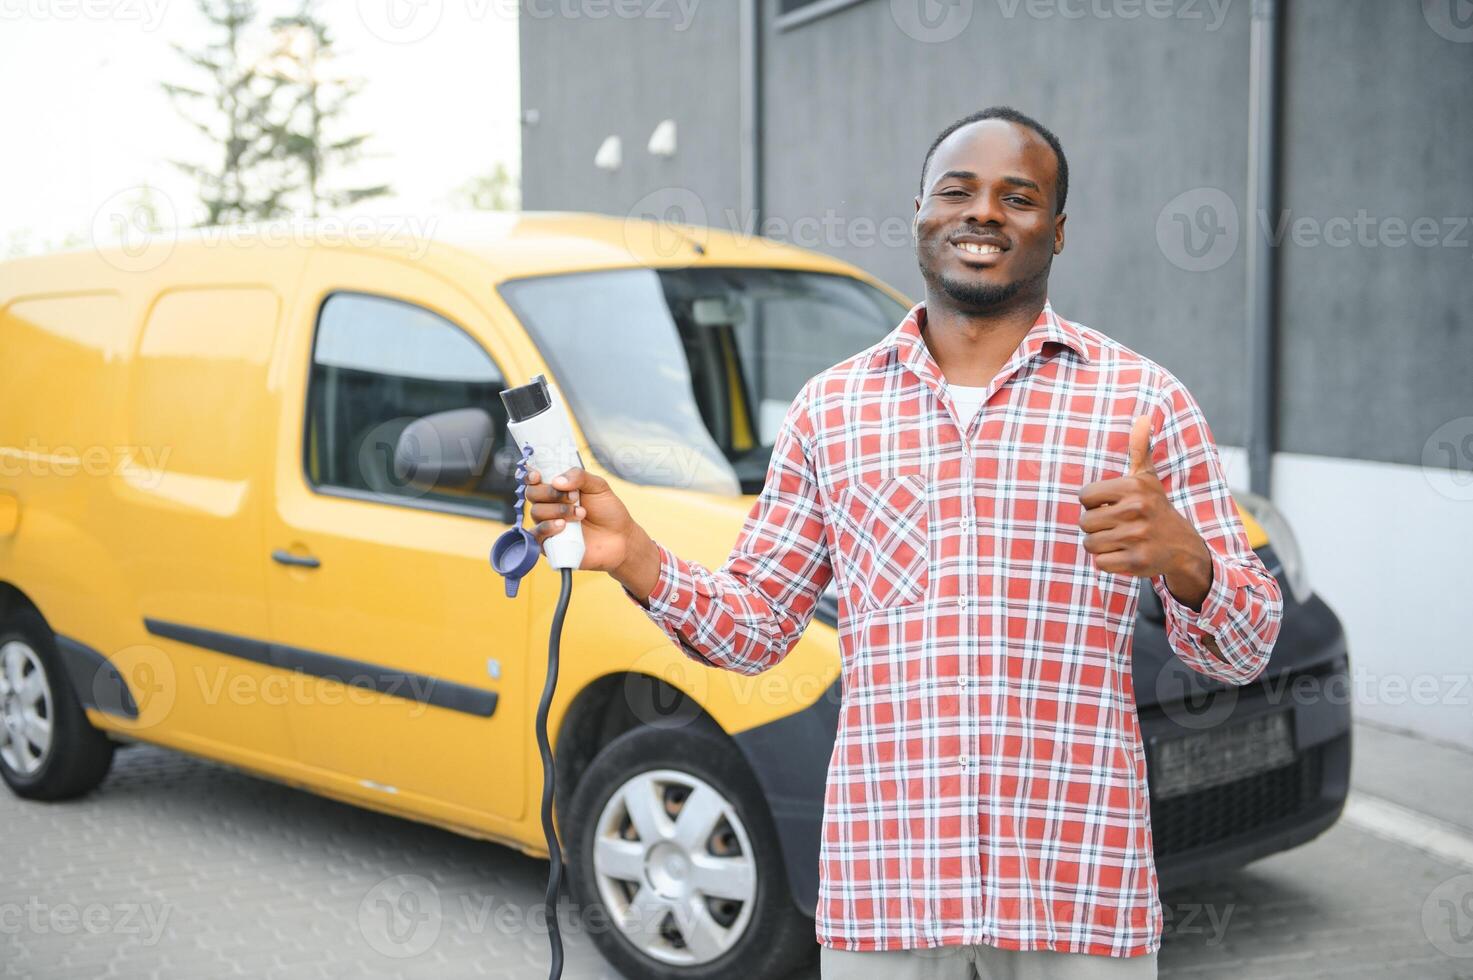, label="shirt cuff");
[621,540,684,614]
[1157,547,1237,642]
